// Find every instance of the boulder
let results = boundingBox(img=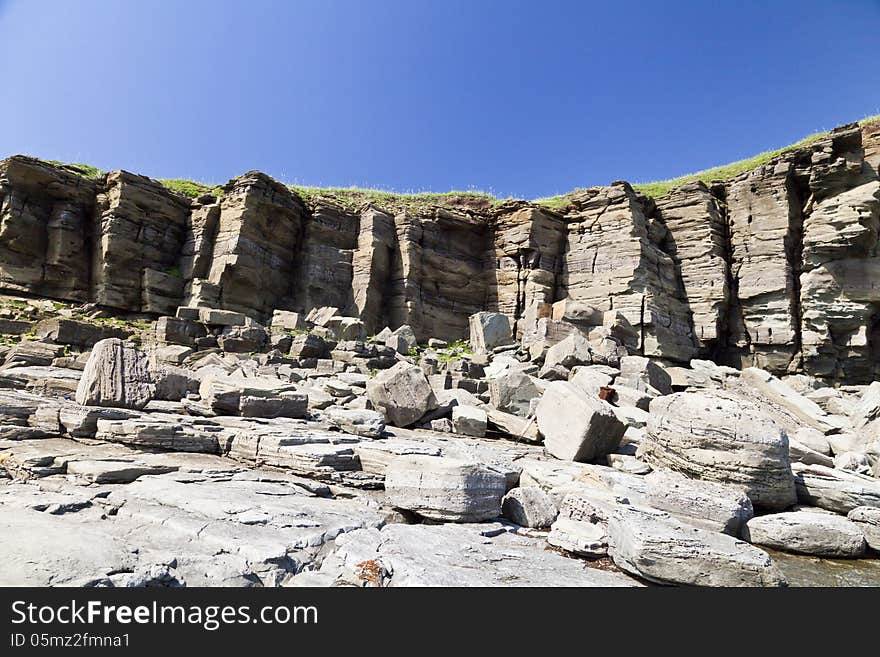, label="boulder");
[386,324,418,354]
[325,407,385,438]
[154,316,205,346]
[74,338,153,410]
[792,463,880,514]
[641,391,796,510]
[616,355,671,395]
[488,369,543,417]
[847,506,880,551]
[198,373,306,418]
[547,489,618,557]
[366,361,437,427]
[451,404,488,437]
[288,333,326,359]
[536,381,625,461]
[198,308,246,327]
[469,312,512,353]
[607,505,786,587]
[34,318,129,347]
[743,511,867,557]
[501,486,558,528]
[541,331,592,373]
[270,310,304,331]
[384,455,507,522]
